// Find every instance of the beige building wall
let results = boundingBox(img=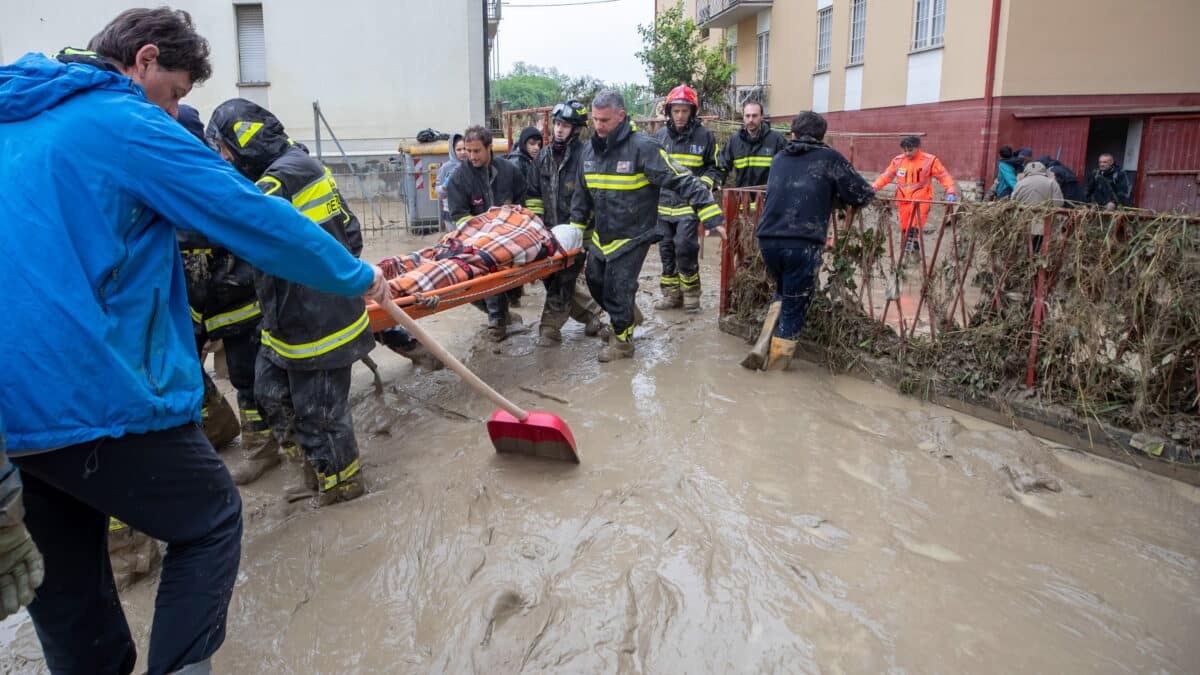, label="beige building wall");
[824,0,851,112]
[938,0,991,102]
[767,1,816,115]
[997,0,1200,96]
[857,0,911,109]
